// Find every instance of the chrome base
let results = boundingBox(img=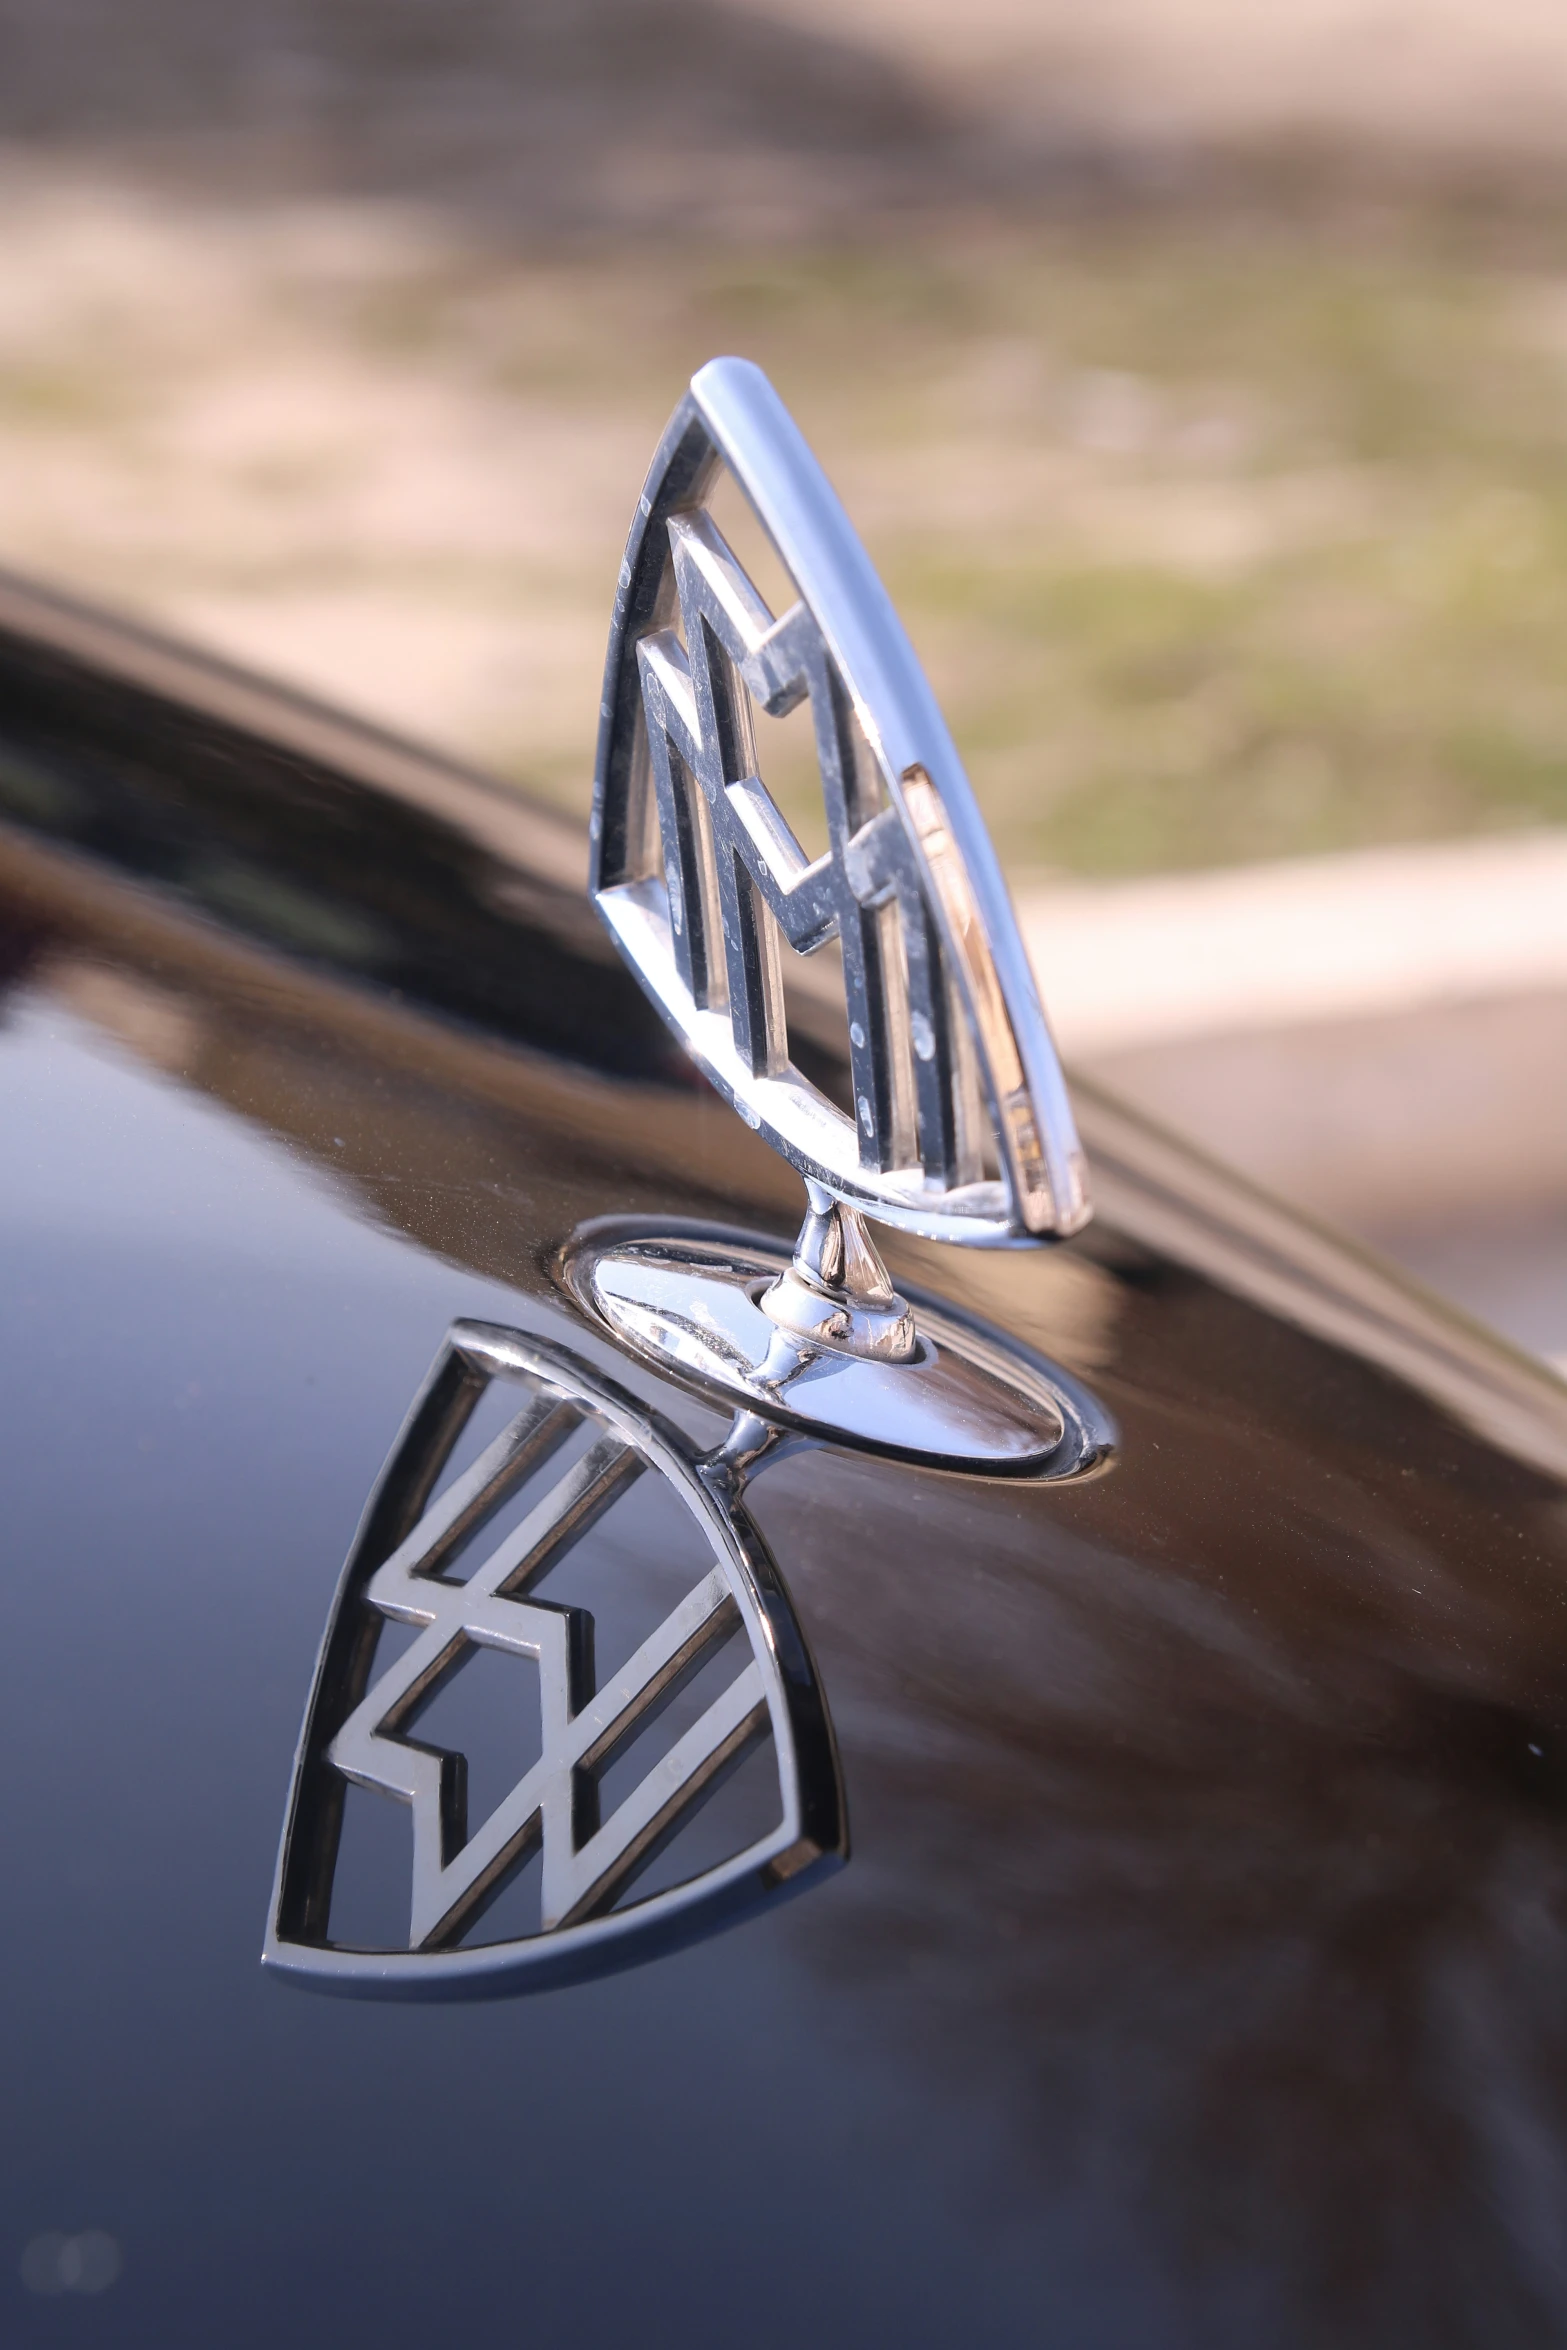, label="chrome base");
[758,1185,918,1363]
[558,1221,1112,1481]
